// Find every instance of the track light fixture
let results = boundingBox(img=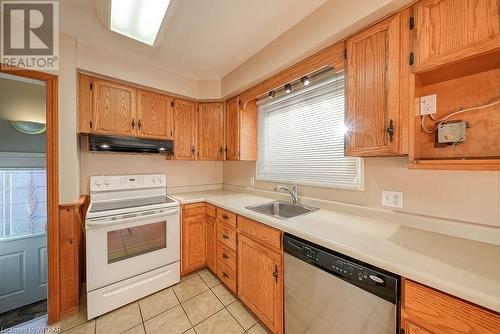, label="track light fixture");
[300,76,310,86]
[268,90,275,99]
[284,83,292,93]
